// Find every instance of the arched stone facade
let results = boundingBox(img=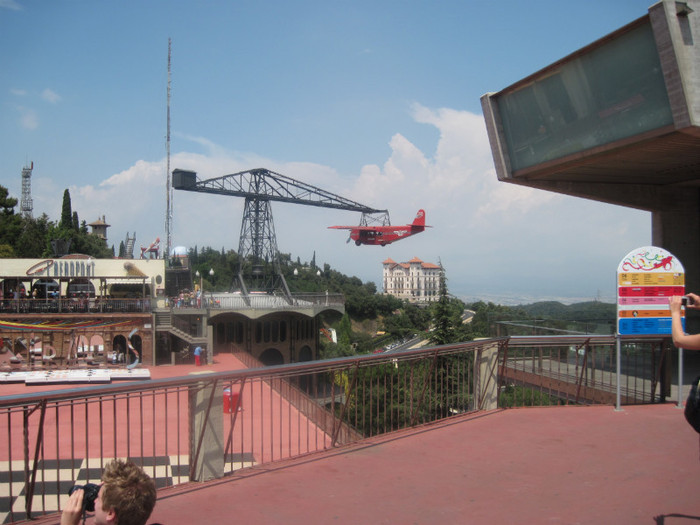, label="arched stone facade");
[209,311,320,364]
